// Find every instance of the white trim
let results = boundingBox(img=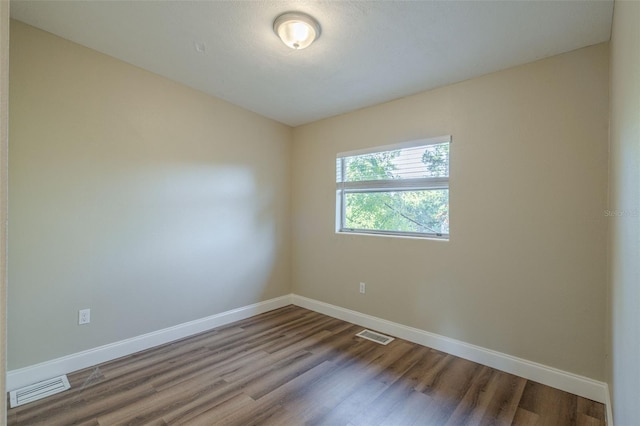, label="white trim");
[6,295,293,391]
[291,295,609,404]
[339,176,449,191]
[336,135,451,158]
[605,383,614,426]
[7,293,610,412]
[335,230,449,242]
